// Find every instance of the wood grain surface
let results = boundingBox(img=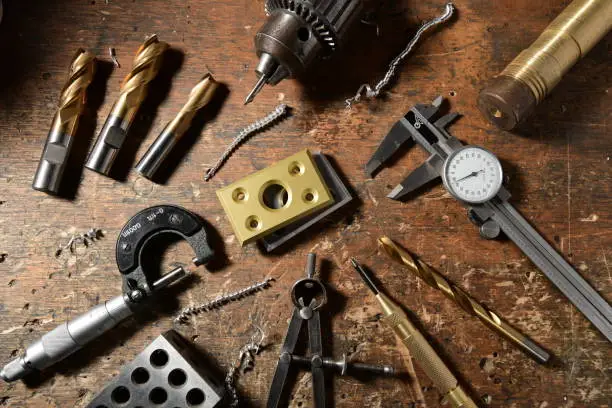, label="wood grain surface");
[0,0,610,407]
